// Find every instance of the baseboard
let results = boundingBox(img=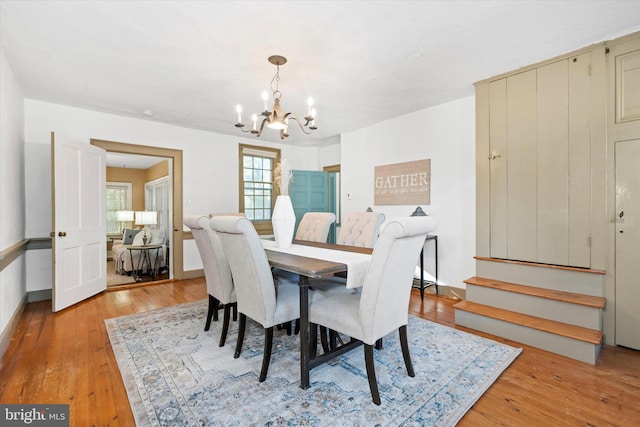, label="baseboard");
[182,268,204,280]
[28,289,52,302]
[0,295,27,371]
[411,279,466,300]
